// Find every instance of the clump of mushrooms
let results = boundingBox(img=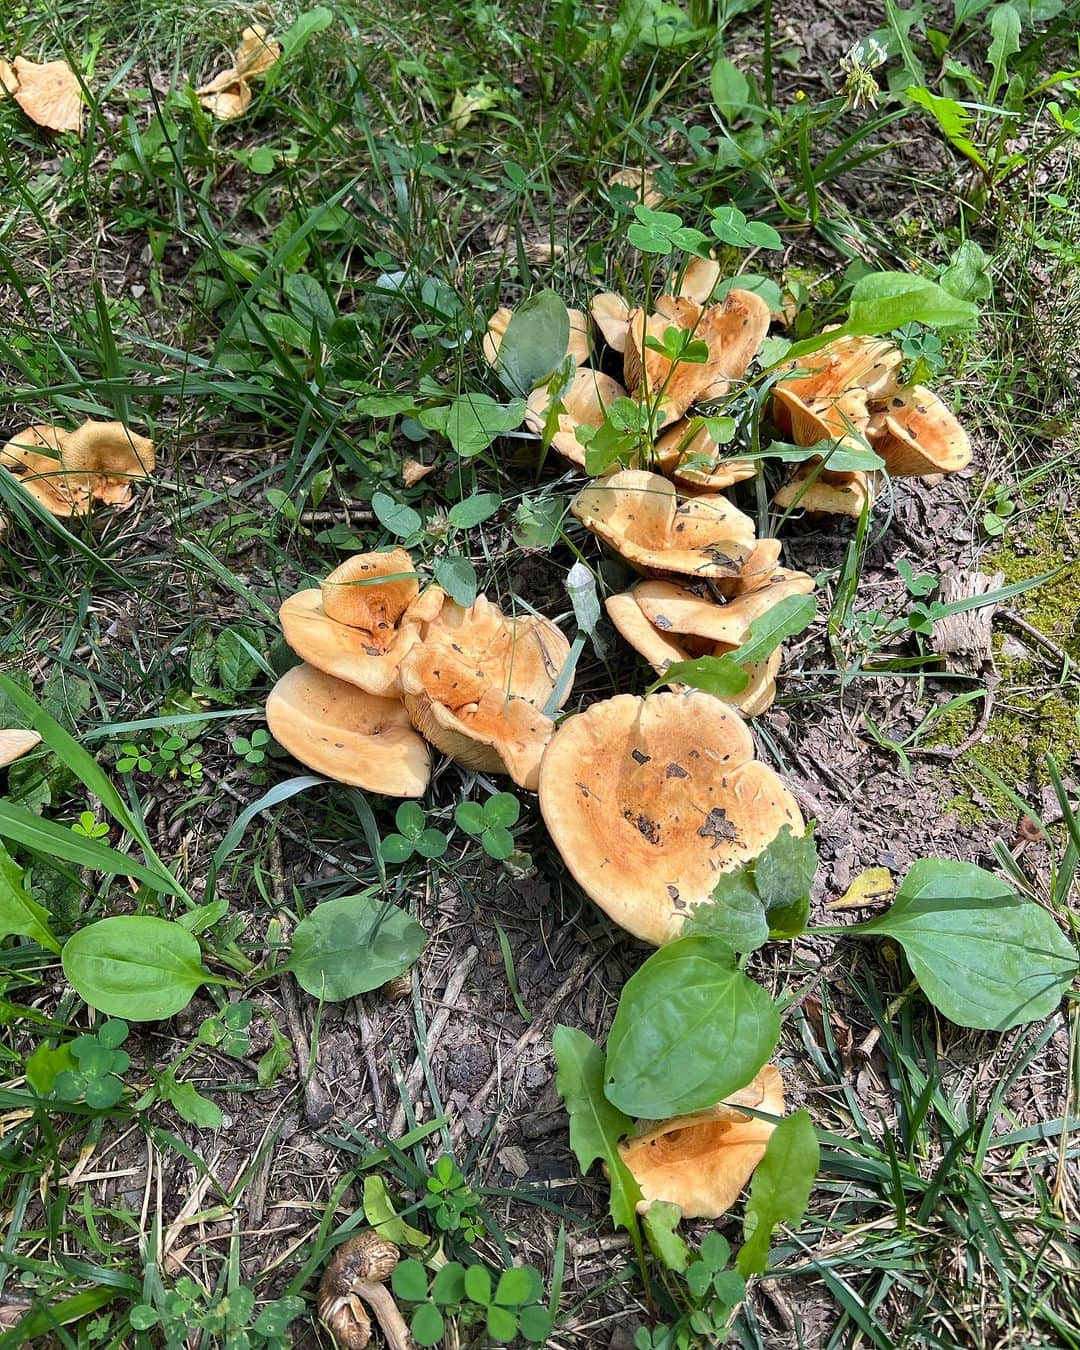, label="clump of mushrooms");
[317,1231,412,1350]
[1,421,155,517]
